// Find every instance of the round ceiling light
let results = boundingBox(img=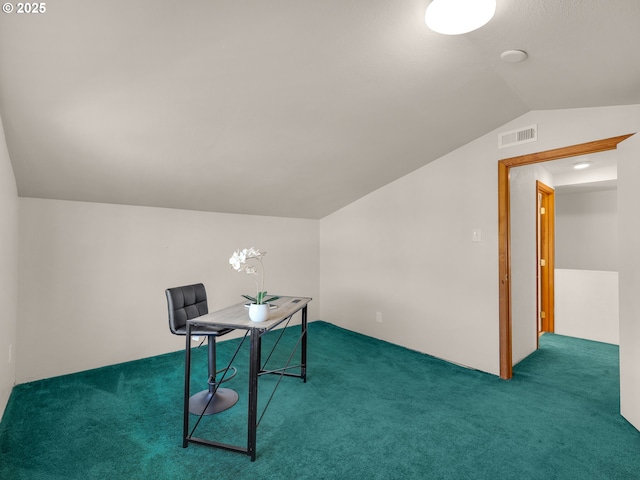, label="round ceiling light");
[573,161,593,170]
[425,0,497,35]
